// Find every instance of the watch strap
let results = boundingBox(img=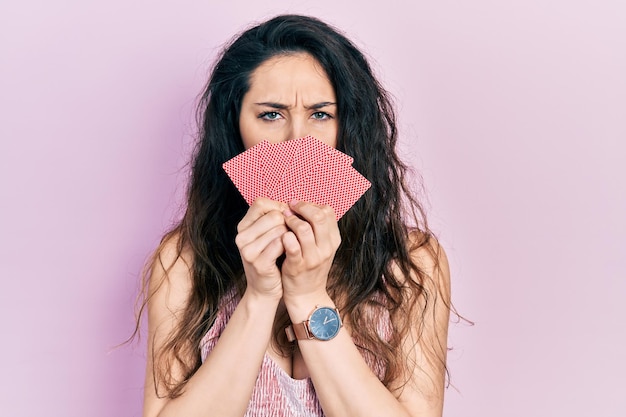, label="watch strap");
[285,321,311,342]
[285,306,342,342]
